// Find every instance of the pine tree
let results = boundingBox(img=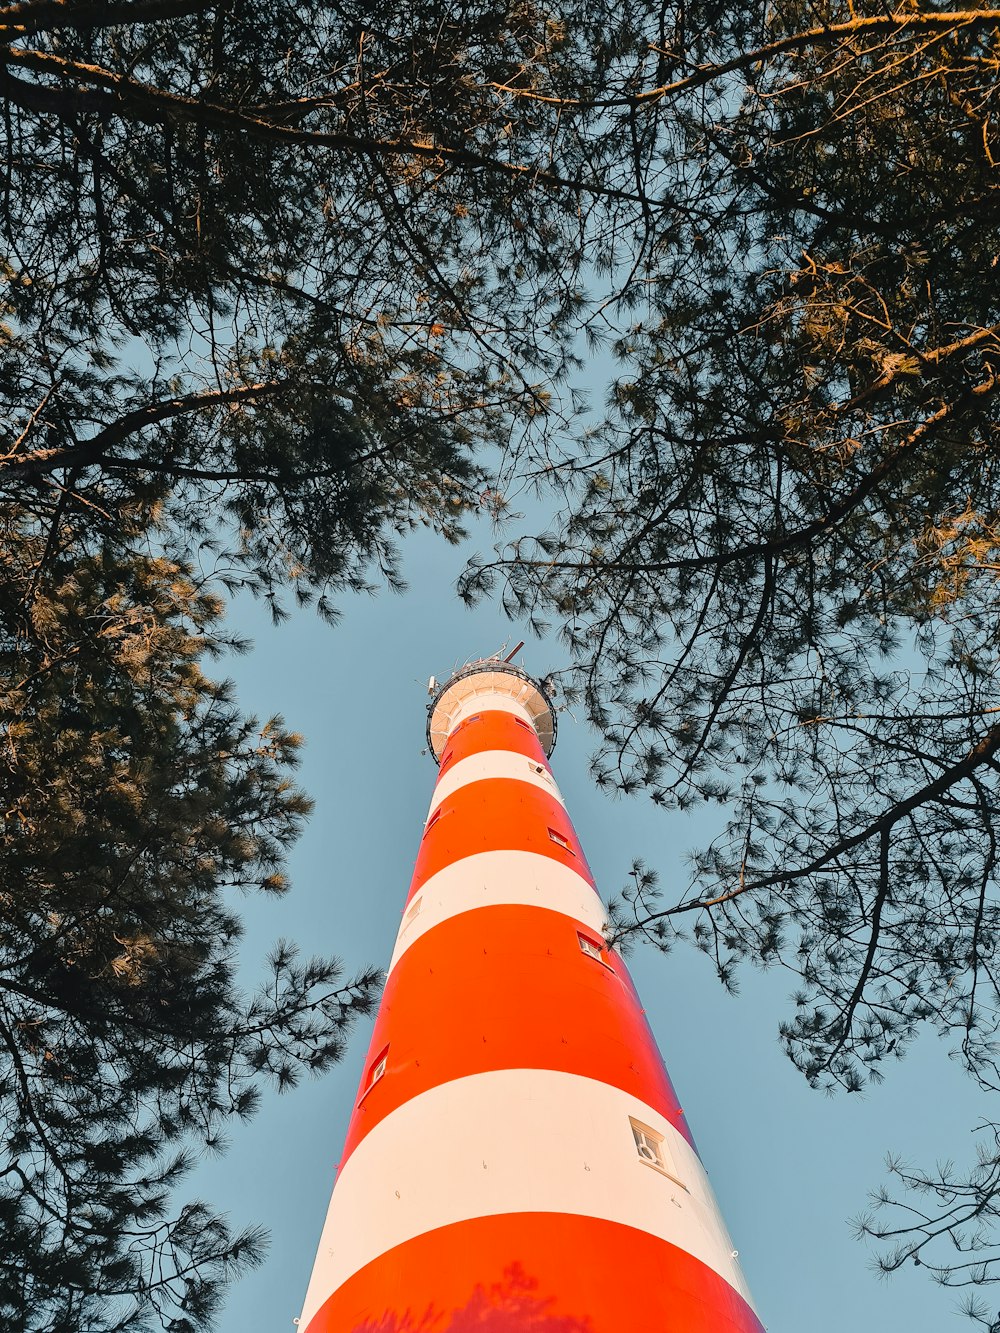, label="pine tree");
[0,0,647,609]
[0,504,378,1331]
